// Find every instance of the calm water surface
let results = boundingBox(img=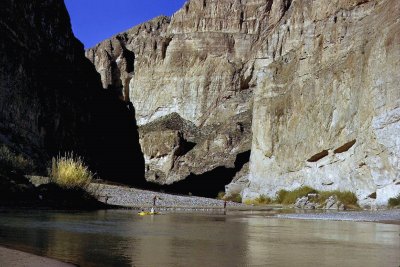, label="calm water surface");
[0,209,399,267]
